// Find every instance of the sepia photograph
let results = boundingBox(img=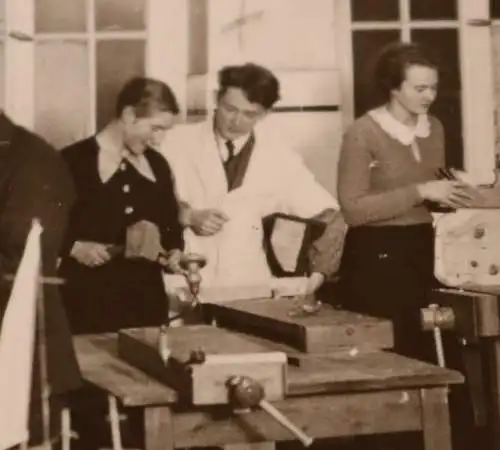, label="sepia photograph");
[0,1,500,450]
